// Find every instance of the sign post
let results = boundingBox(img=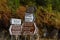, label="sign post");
[11,36,13,40]
[22,13,38,40]
[15,35,18,40]
[9,18,22,40]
